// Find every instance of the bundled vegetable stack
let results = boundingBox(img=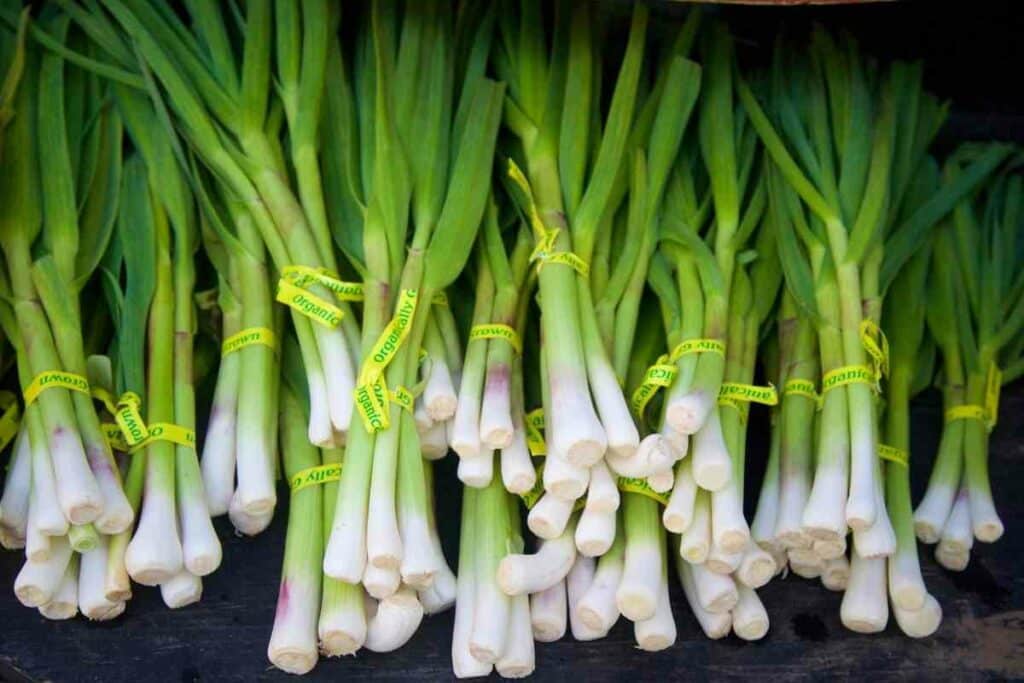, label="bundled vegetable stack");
[0,0,1020,677]
[0,8,140,620]
[914,149,1023,572]
[740,32,1013,635]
